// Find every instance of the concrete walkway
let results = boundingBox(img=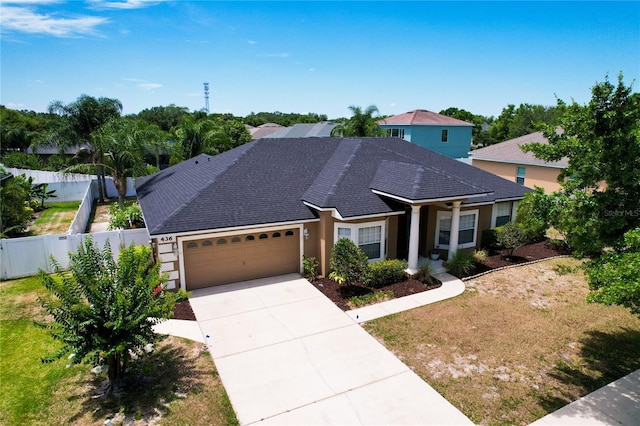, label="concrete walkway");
[188,273,474,425]
[529,368,640,425]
